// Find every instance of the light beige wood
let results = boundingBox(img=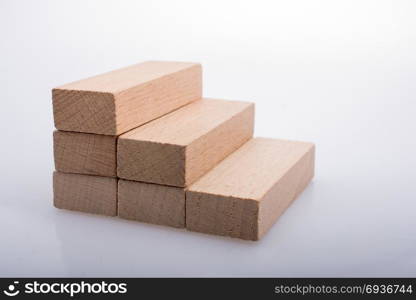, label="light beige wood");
[186,138,315,241]
[53,61,202,135]
[53,172,117,216]
[118,179,185,228]
[117,99,254,187]
[53,130,117,177]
